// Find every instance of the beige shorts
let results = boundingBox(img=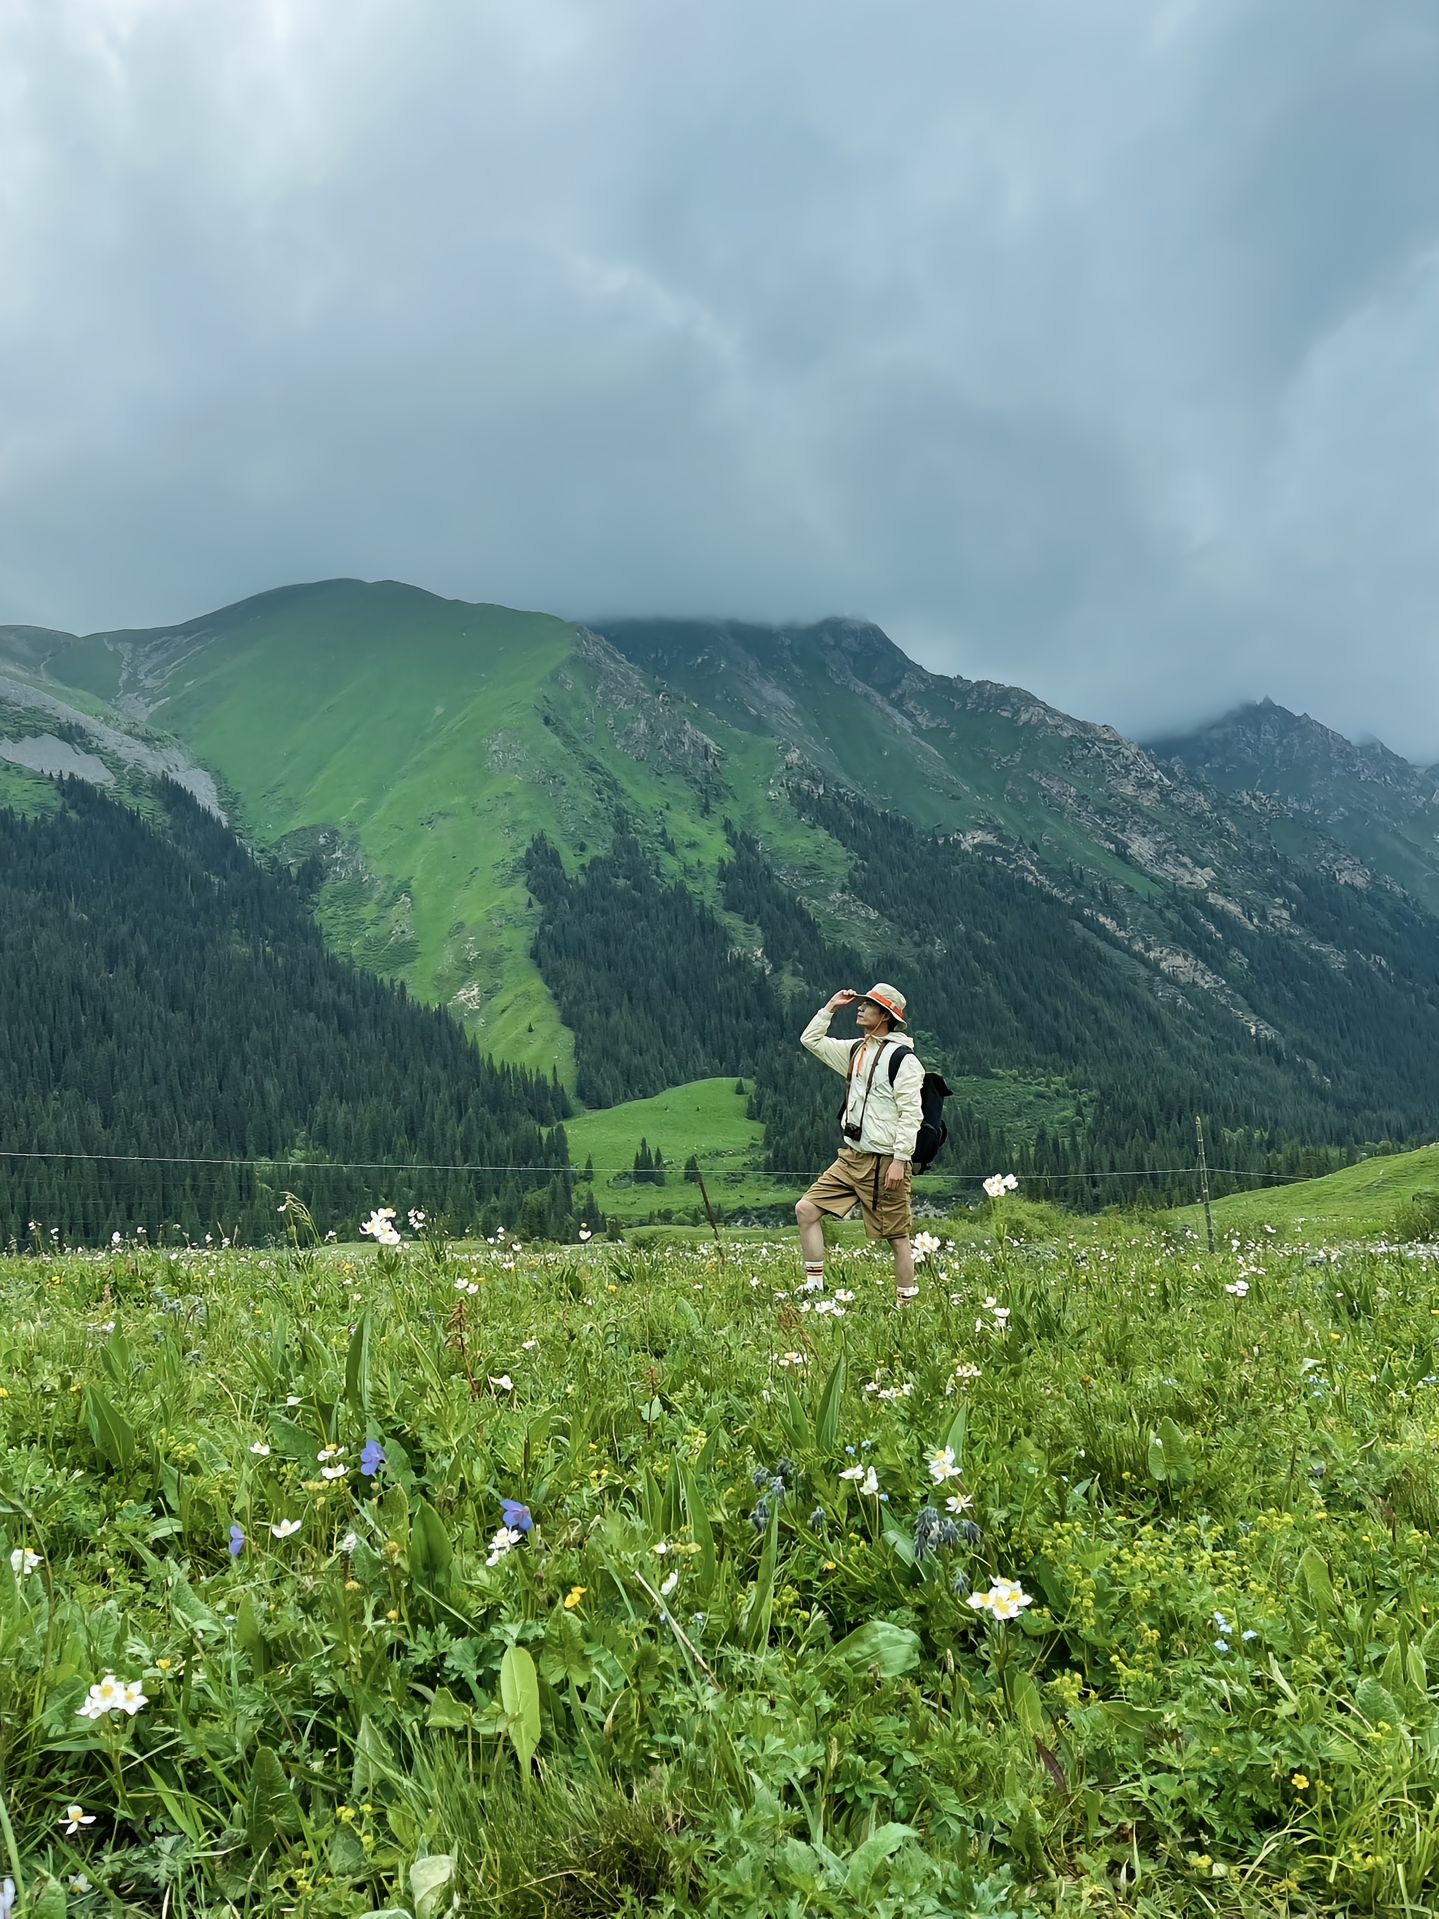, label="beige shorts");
[802,1148,913,1242]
